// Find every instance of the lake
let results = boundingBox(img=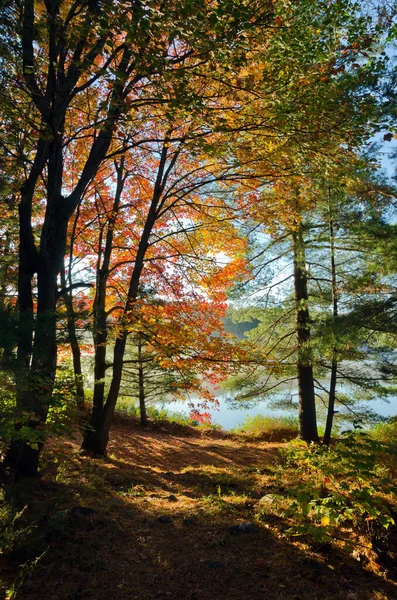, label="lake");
[157,392,397,430]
